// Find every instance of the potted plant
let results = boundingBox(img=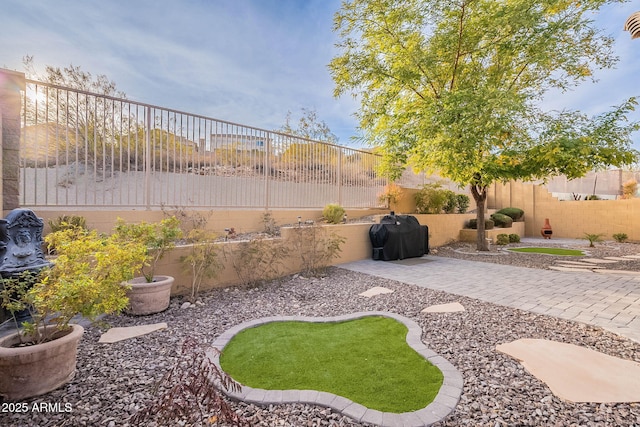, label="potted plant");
[0,227,147,400]
[114,216,182,315]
